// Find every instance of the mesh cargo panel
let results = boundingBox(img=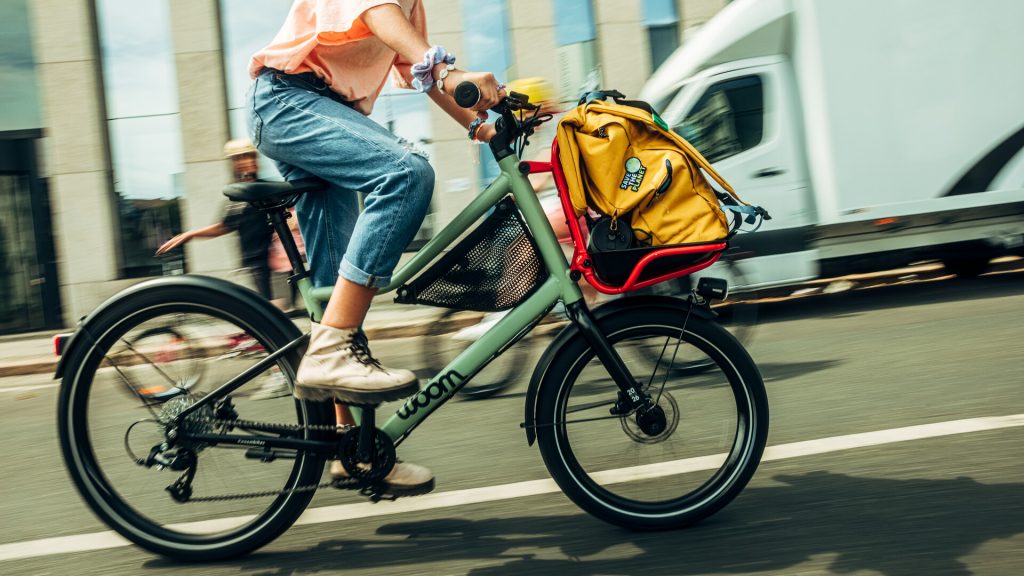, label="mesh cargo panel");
[395,198,548,312]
